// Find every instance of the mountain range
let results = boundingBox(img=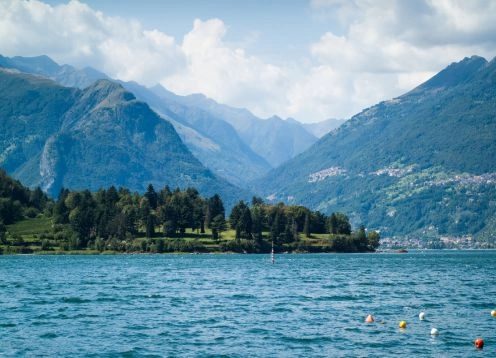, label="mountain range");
[0,68,248,208]
[2,54,495,242]
[0,55,328,186]
[254,56,496,242]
